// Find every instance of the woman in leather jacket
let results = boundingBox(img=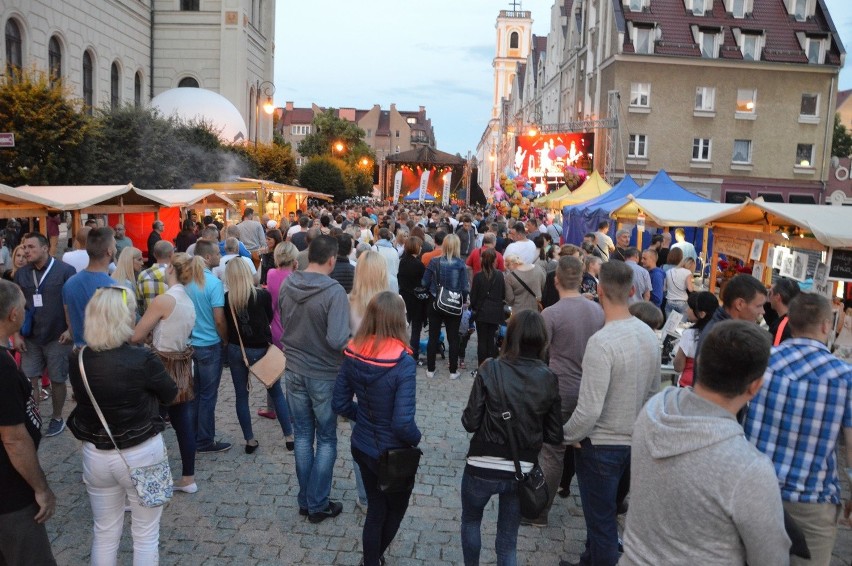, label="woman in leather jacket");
[460,309,562,566]
[468,248,505,366]
[68,287,177,566]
